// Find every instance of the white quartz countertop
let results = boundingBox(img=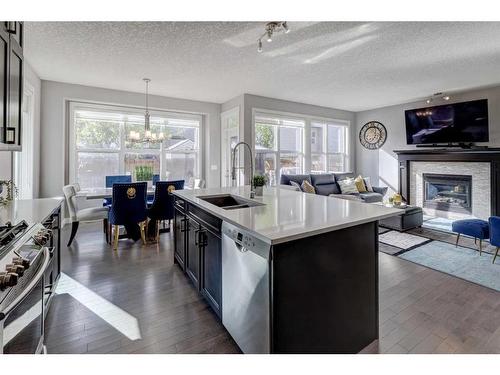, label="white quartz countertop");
[0,198,64,226]
[174,186,401,244]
